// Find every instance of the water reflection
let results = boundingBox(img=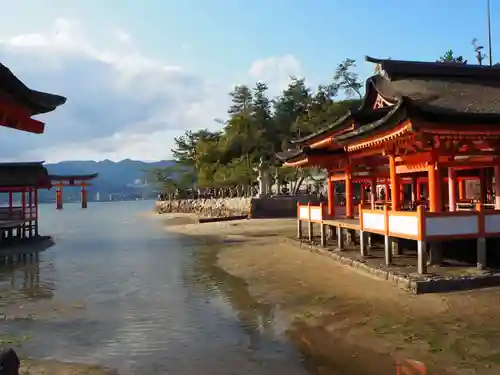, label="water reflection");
[184,241,282,349]
[0,241,56,307]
